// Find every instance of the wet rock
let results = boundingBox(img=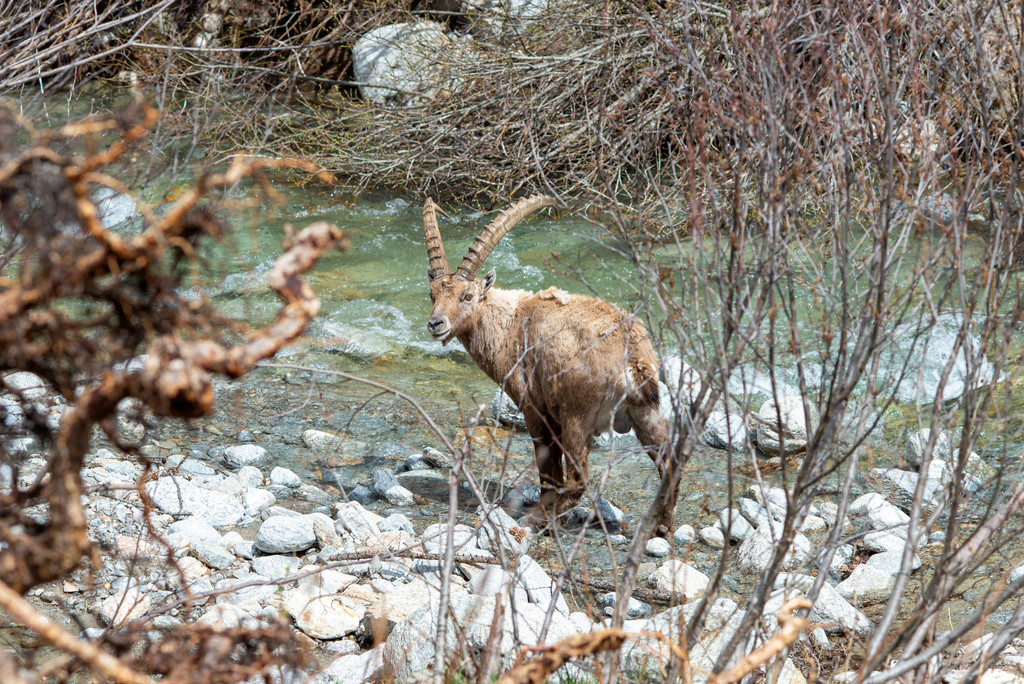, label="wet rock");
[476,504,531,557]
[737,521,811,574]
[502,483,540,512]
[568,497,625,532]
[700,526,725,548]
[146,476,244,527]
[702,411,749,450]
[755,397,818,456]
[646,537,671,557]
[192,541,235,570]
[352,21,464,107]
[775,574,873,635]
[254,515,317,554]
[400,454,432,471]
[600,592,652,618]
[373,469,415,506]
[718,508,755,542]
[491,388,526,429]
[649,560,710,598]
[97,586,151,626]
[836,565,896,606]
[345,484,376,506]
[673,524,695,545]
[865,549,922,575]
[270,466,301,488]
[223,444,268,469]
